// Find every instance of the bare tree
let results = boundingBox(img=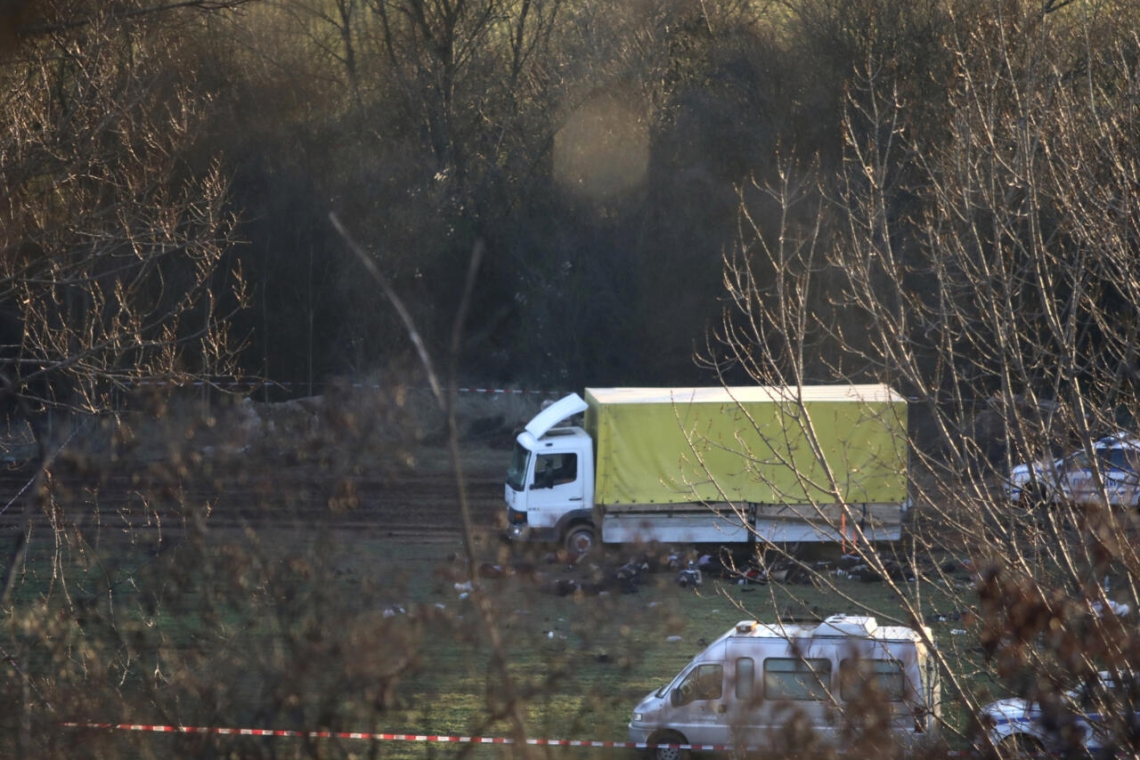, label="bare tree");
[712,0,1140,753]
[272,0,367,107]
[0,6,247,756]
[363,0,565,194]
[0,3,245,420]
